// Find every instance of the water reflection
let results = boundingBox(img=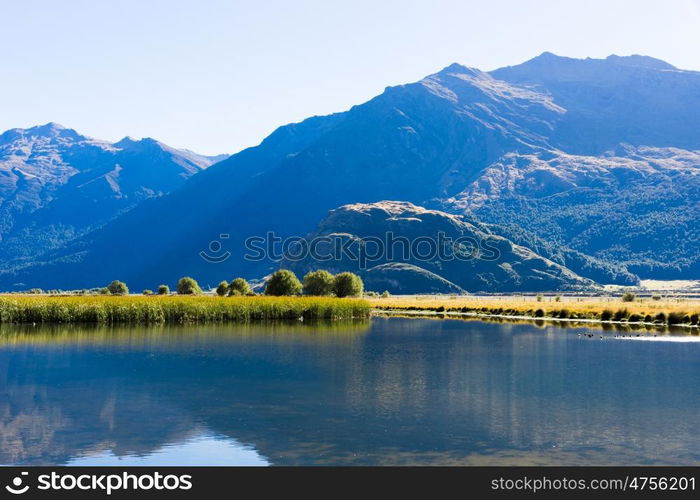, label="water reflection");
[66,432,268,466]
[1,317,699,465]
